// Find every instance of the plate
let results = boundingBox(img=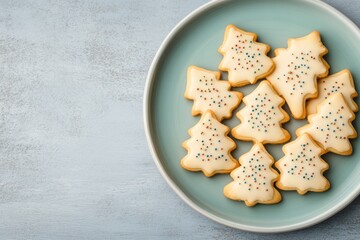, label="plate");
[144,0,360,233]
